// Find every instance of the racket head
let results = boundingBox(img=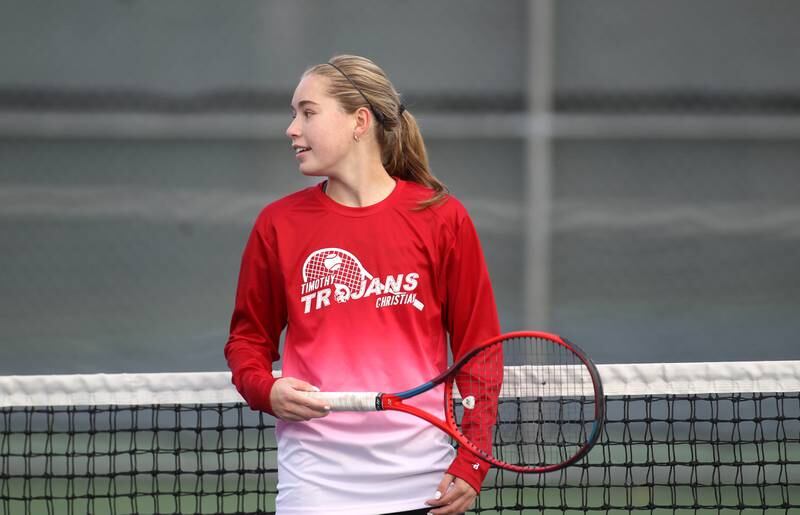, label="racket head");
[443,331,605,473]
[302,248,371,302]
